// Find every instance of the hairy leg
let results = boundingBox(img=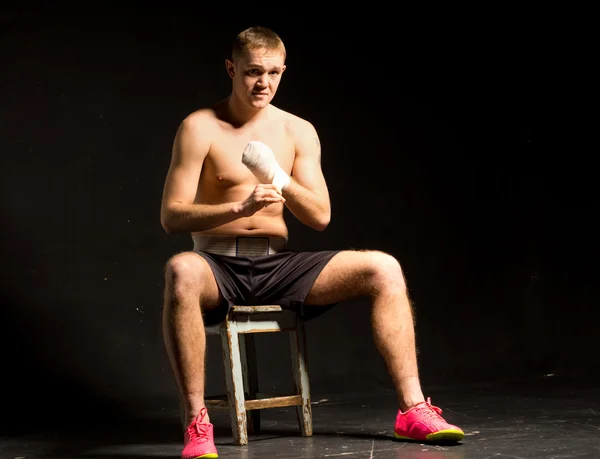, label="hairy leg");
[162,251,222,427]
[305,250,424,411]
